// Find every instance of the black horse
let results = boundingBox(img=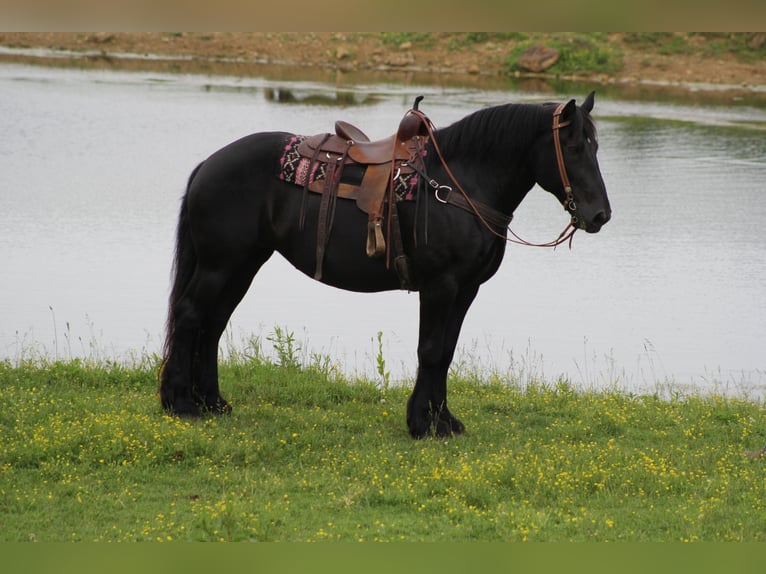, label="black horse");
[160,92,611,438]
